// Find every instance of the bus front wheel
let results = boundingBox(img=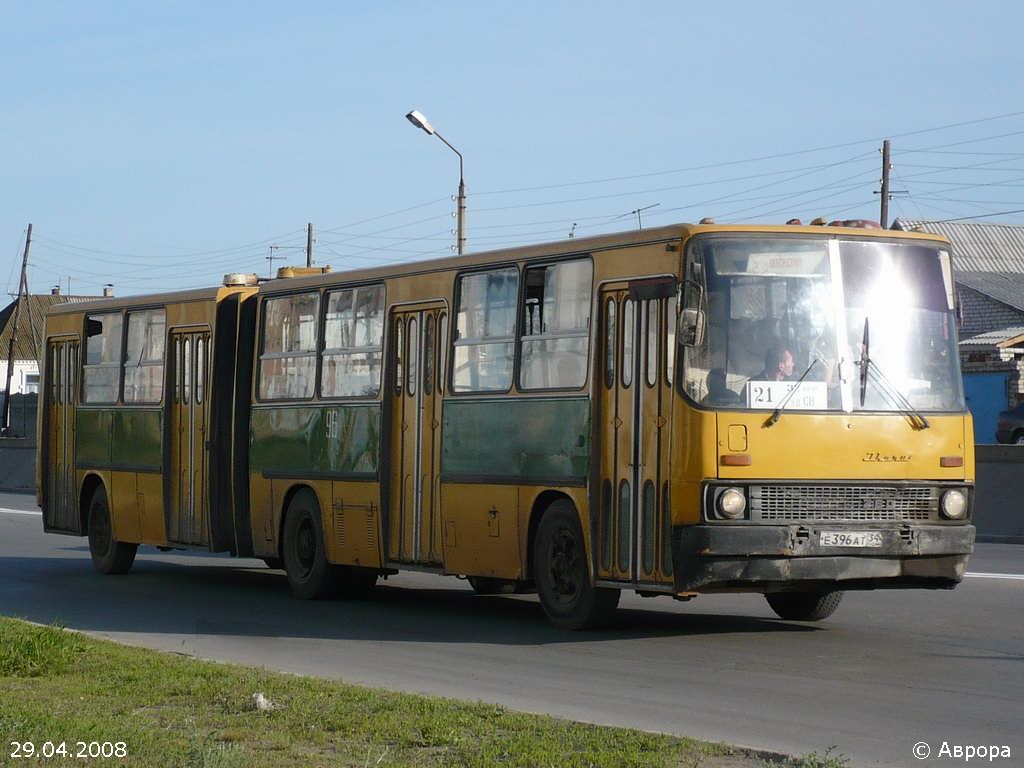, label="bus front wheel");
[87,484,137,575]
[533,501,619,630]
[765,590,844,621]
